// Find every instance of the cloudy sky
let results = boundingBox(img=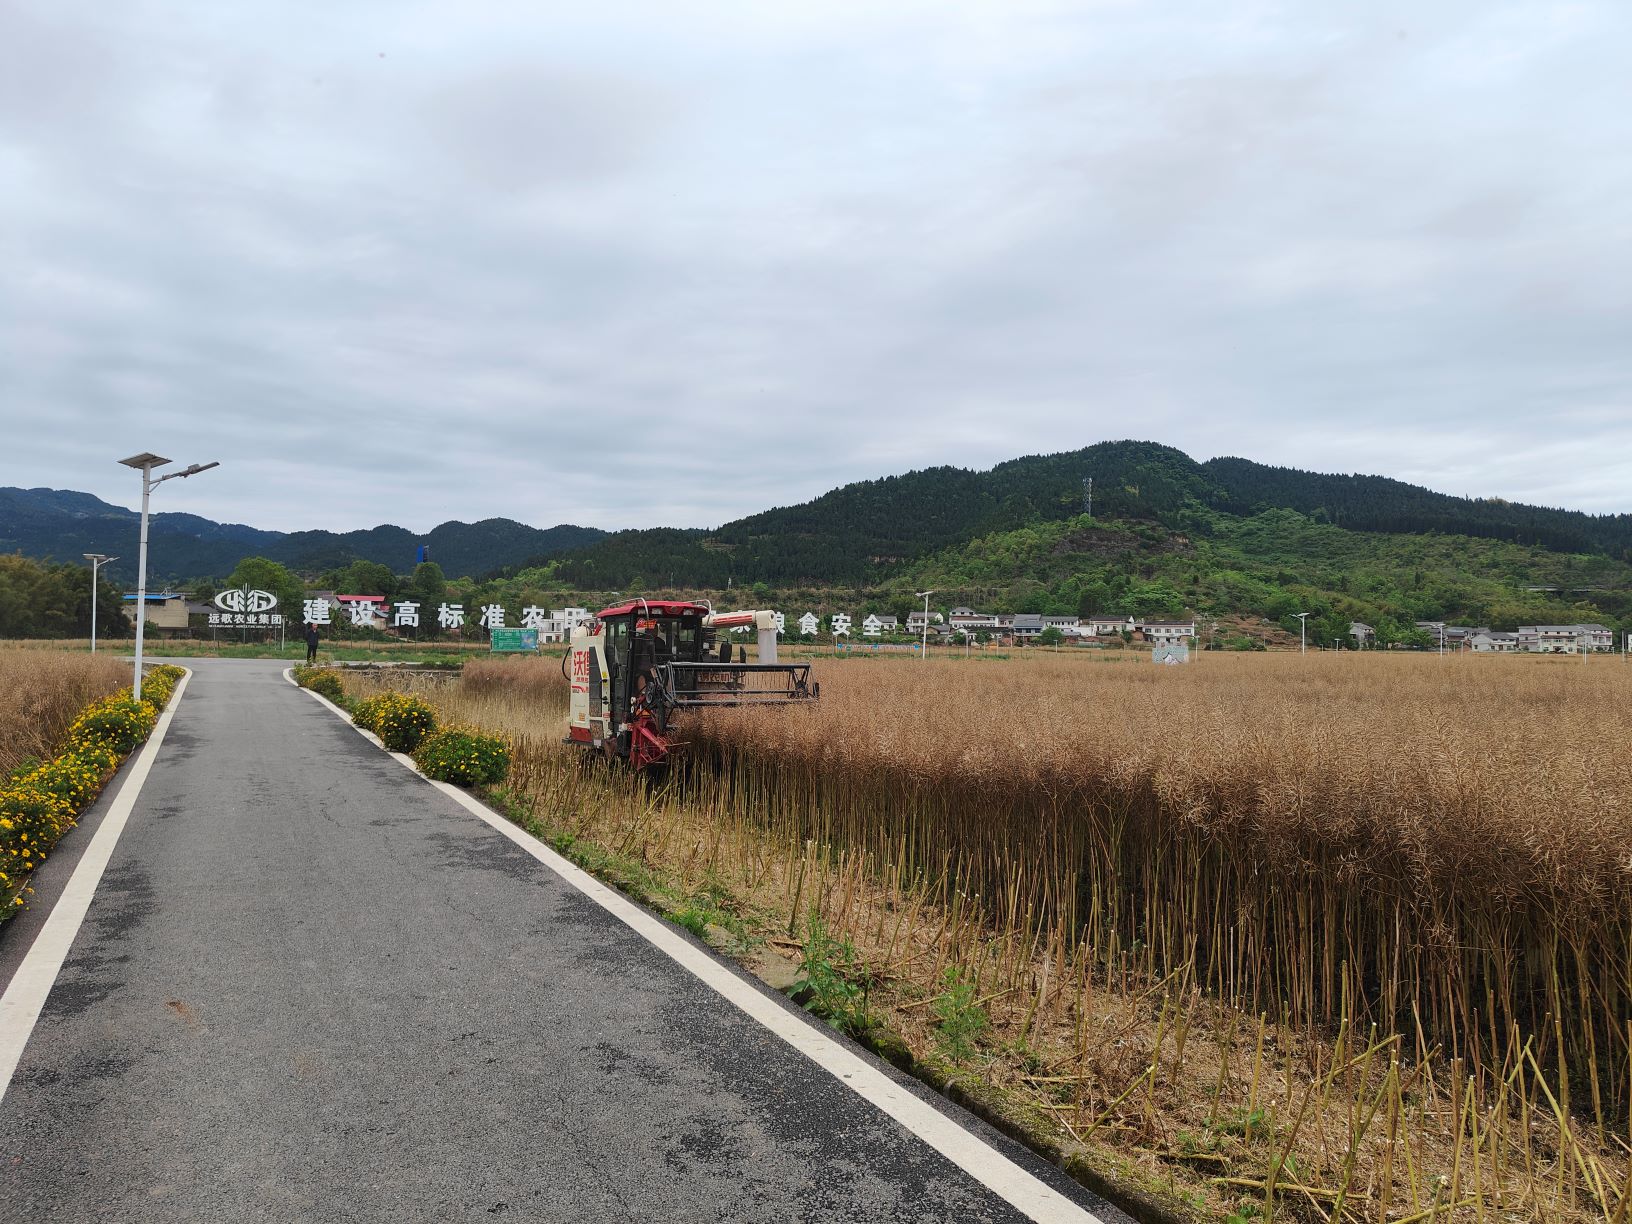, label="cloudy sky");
[3,1,1629,533]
